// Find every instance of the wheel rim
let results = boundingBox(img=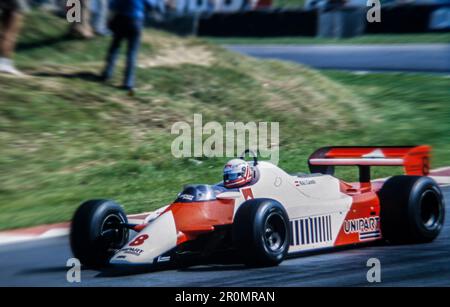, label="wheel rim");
[264,212,286,252]
[419,190,441,231]
[100,214,126,250]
